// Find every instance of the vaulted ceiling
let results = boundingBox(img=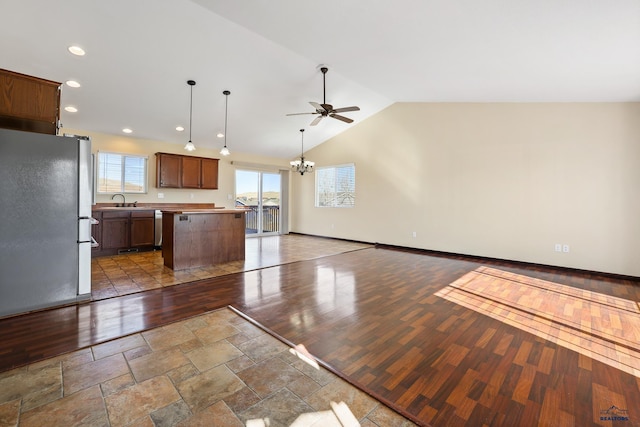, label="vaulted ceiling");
[2,0,639,158]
